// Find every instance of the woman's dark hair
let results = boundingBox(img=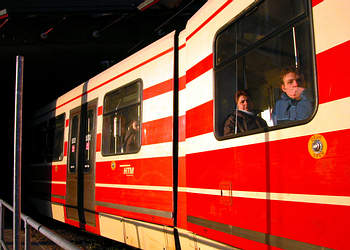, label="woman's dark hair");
[234,90,249,104]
